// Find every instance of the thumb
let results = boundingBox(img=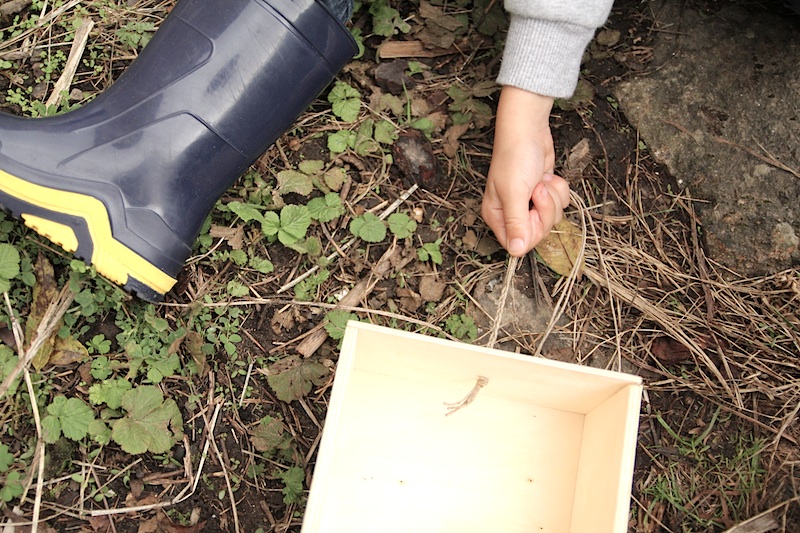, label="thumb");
[502,196,532,257]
